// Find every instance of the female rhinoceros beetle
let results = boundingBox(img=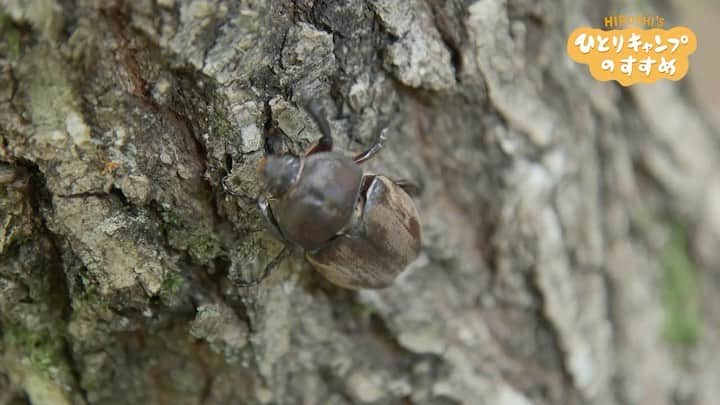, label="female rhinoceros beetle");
[226,101,421,289]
